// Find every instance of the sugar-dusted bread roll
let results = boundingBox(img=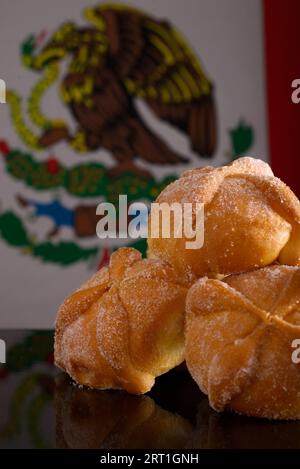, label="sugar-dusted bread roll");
[185,265,300,419]
[148,157,300,281]
[55,247,188,394]
[55,375,193,449]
